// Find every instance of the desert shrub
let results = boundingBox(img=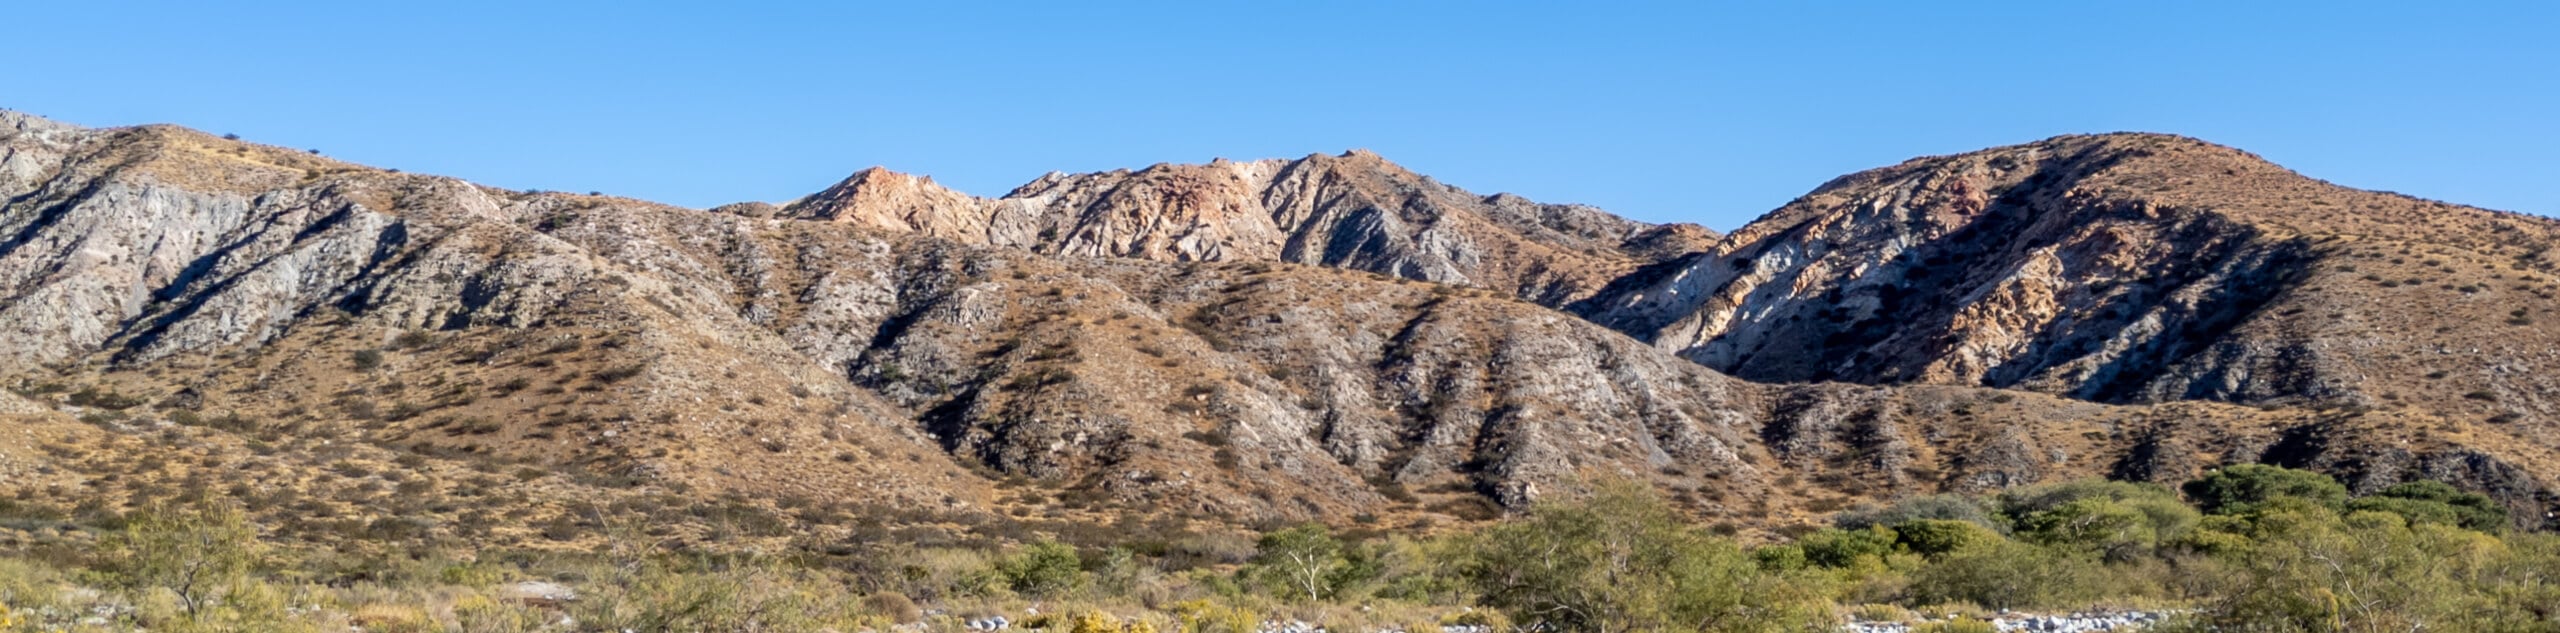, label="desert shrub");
[2013,494,2199,561]
[103,502,262,621]
[347,602,437,633]
[999,540,1085,597]
[1835,494,1999,532]
[592,364,648,383]
[0,558,71,620]
[1907,539,2108,611]
[1911,616,1999,633]
[1361,536,1470,604]
[573,555,856,633]
[66,386,149,410]
[1797,526,1899,568]
[451,594,545,633]
[867,546,1007,600]
[2346,479,2508,533]
[2182,464,2348,515]
[1171,599,1263,633]
[2001,478,2178,516]
[2177,501,2551,631]
[1751,544,1809,572]
[1066,610,1164,633]
[1892,519,1999,558]
[858,591,922,624]
[388,330,438,350]
[1466,482,1832,632]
